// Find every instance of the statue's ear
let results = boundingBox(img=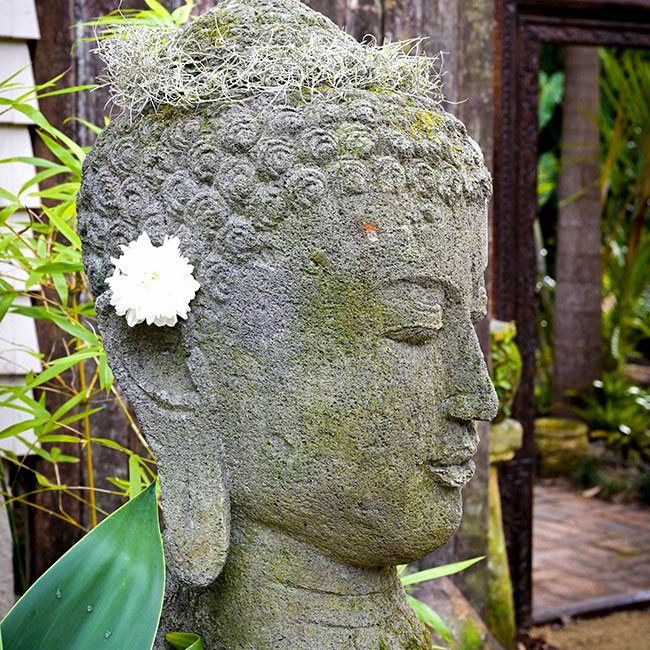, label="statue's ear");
[95,293,230,586]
